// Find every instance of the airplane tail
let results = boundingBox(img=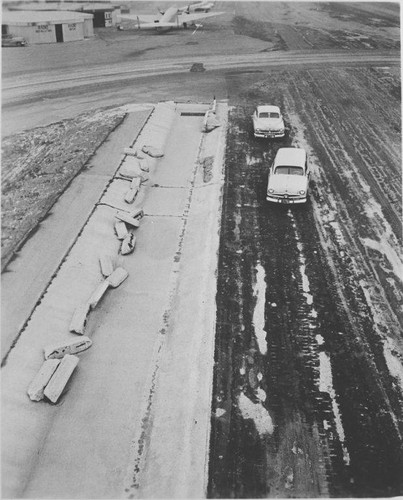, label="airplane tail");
[160,6,179,23]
